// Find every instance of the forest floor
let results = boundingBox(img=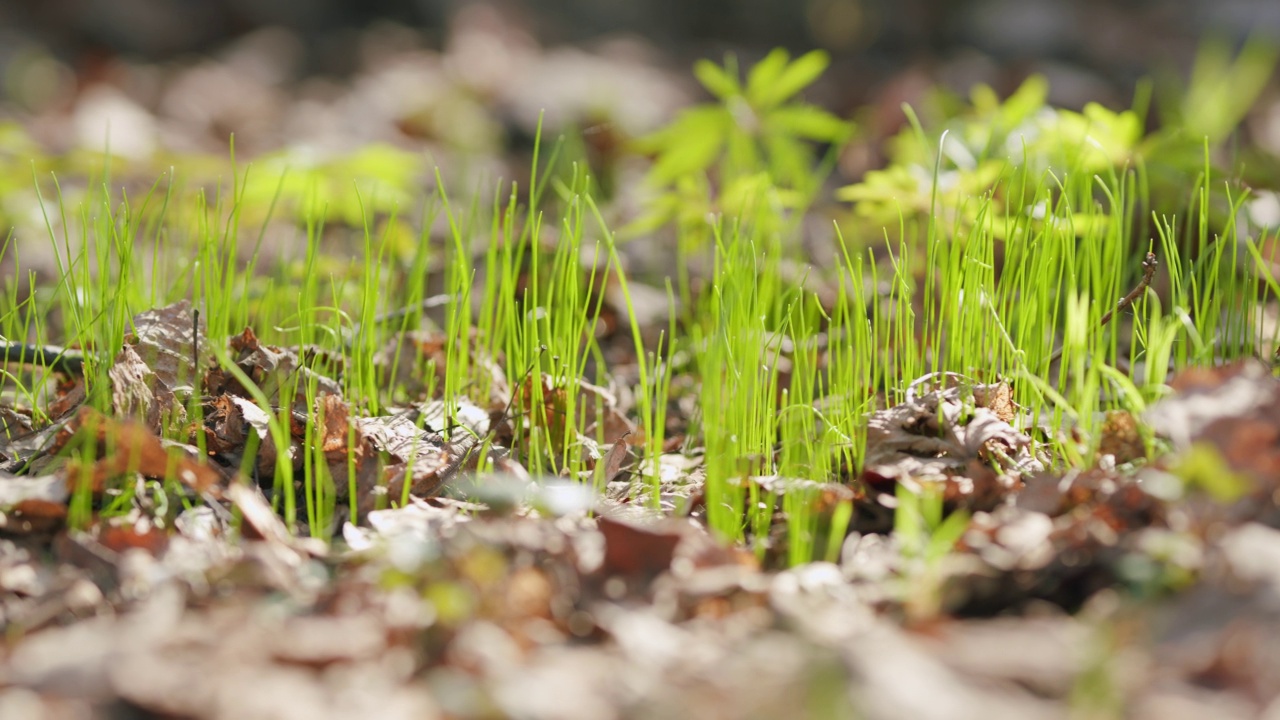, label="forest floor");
[3,13,1280,720]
